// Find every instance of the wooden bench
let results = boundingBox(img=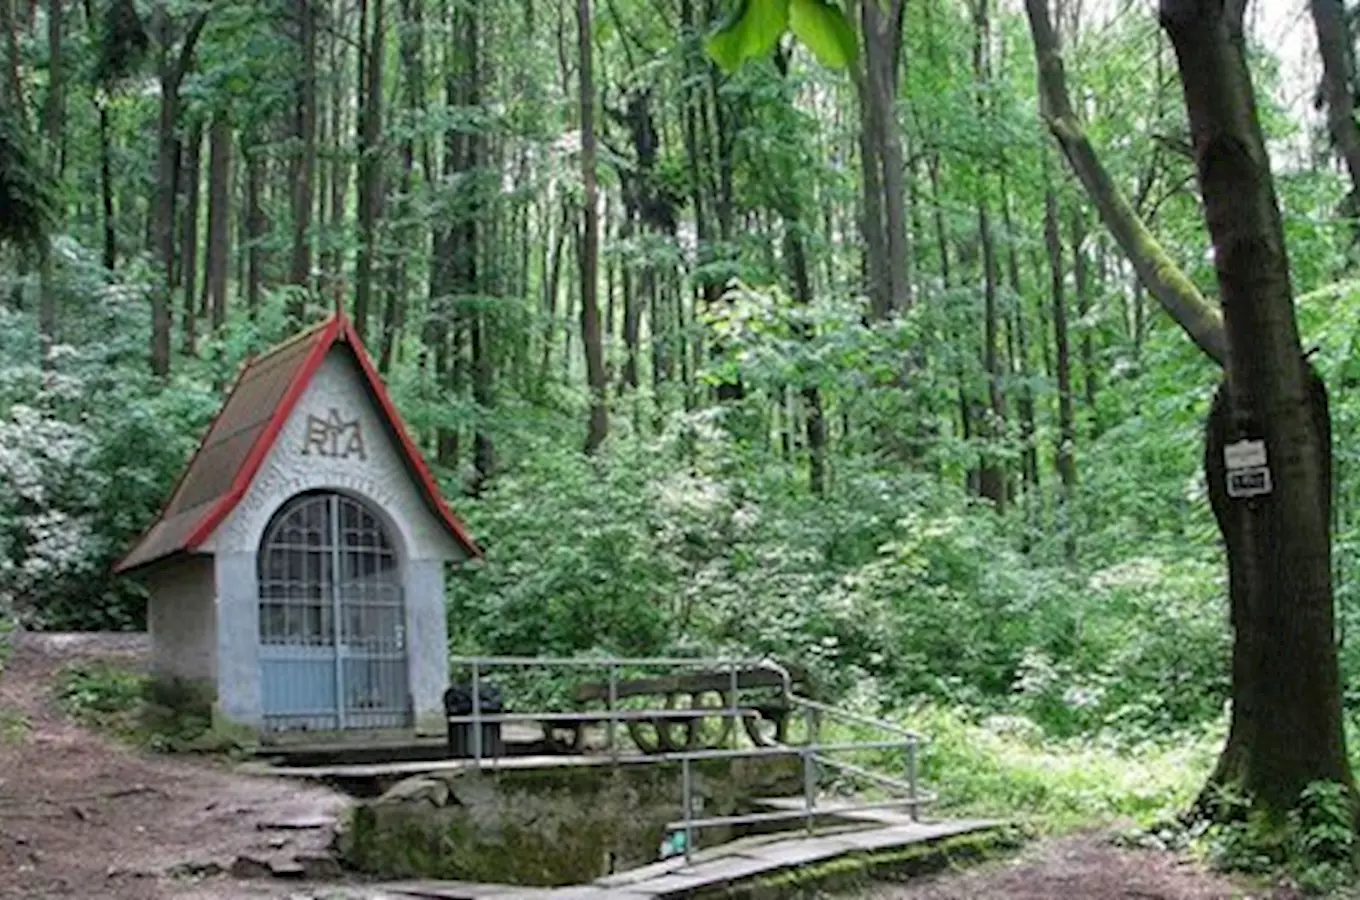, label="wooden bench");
[546,665,810,754]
